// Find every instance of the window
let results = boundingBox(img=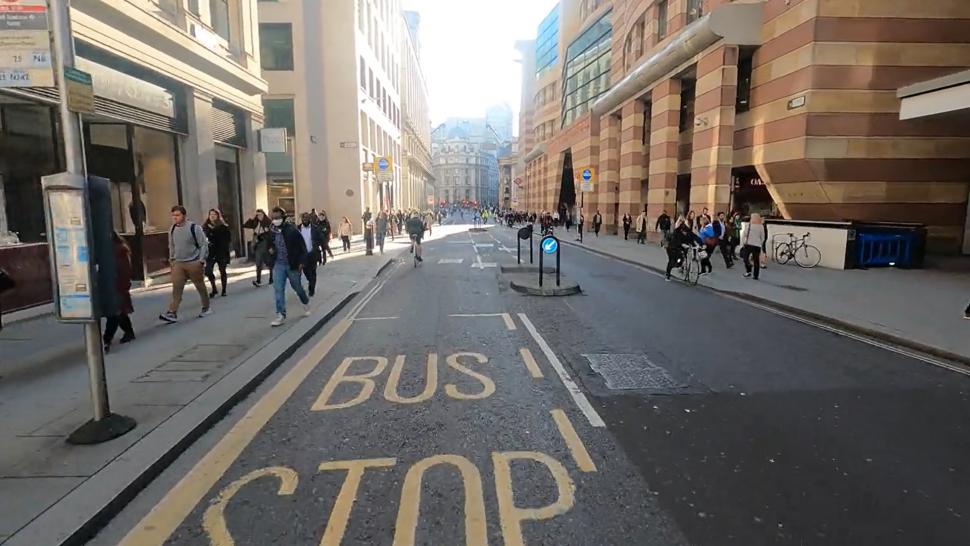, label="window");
[259,23,293,70]
[535,6,559,73]
[209,0,230,40]
[186,0,200,15]
[263,98,295,135]
[736,48,754,113]
[679,79,695,133]
[561,9,612,128]
[357,0,365,32]
[687,0,703,23]
[657,1,668,41]
[360,57,367,89]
